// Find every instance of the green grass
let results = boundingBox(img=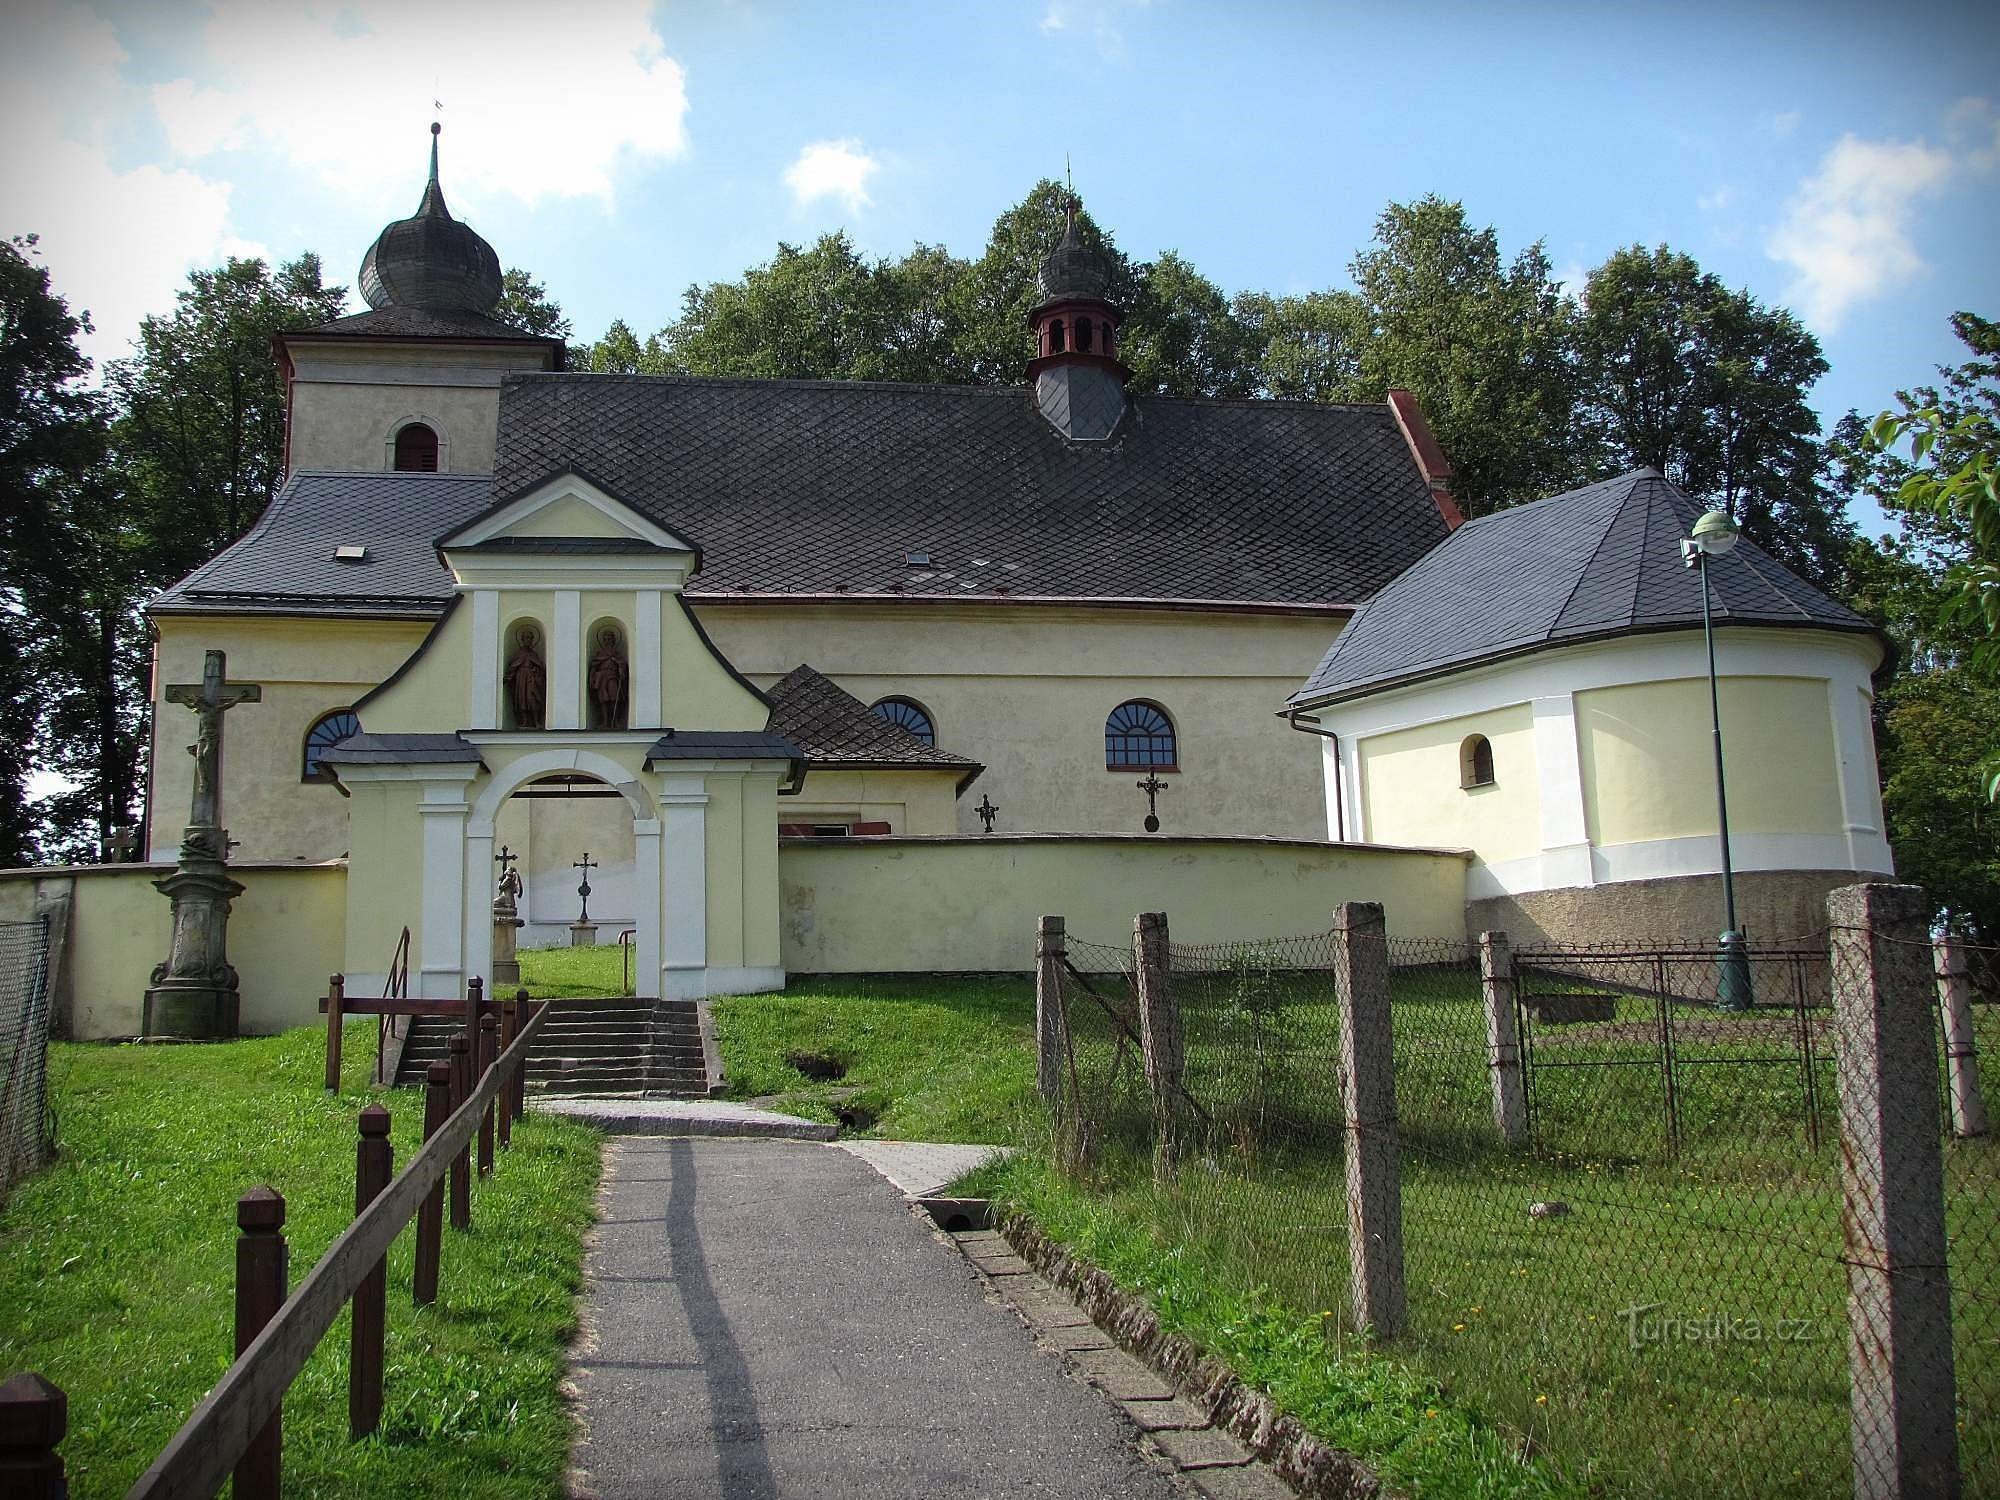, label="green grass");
[0,1020,601,1499]
[516,943,634,998]
[711,975,1041,1142]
